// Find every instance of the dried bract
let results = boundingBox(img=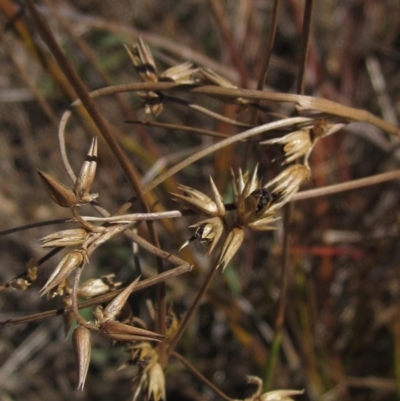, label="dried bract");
[120,341,159,373]
[217,226,245,270]
[40,228,89,248]
[171,176,225,217]
[77,274,122,299]
[100,276,140,321]
[261,129,314,165]
[179,216,224,255]
[74,137,99,203]
[265,164,310,209]
[133,362,166,401]
[73,324,91,390]
[231,165,261,226]
[37,169,77,207]
[125,37,158,82]
[159,61,199,84]
[40,250,86,296]
[99,320,163,343]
